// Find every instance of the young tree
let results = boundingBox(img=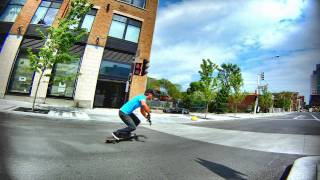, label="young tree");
[198,59,219,118]
[259,87,273,112]
[229,65,244,114]
[274,92,292,111]
[28,0,92,111]
[215,63,243,113]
